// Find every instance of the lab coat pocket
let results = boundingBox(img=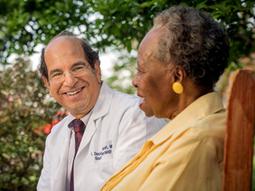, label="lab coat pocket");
[93,141,114,178]
[96,159,114,180]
